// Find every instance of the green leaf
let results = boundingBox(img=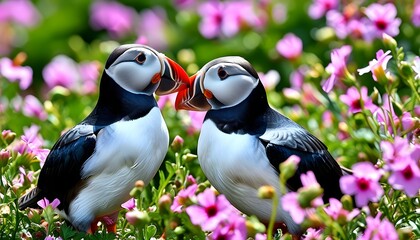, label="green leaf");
[145,225,157,239]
